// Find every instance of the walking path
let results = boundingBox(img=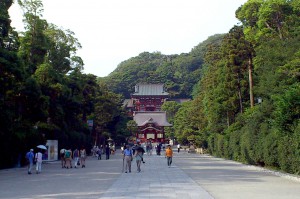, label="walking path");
[101,153,213,199]
[0,148,300,199]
